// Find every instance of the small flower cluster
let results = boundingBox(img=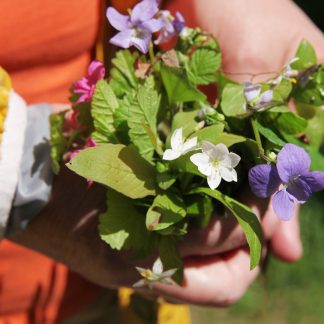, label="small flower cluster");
[163,128,241,190]
[106,0,185,54]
